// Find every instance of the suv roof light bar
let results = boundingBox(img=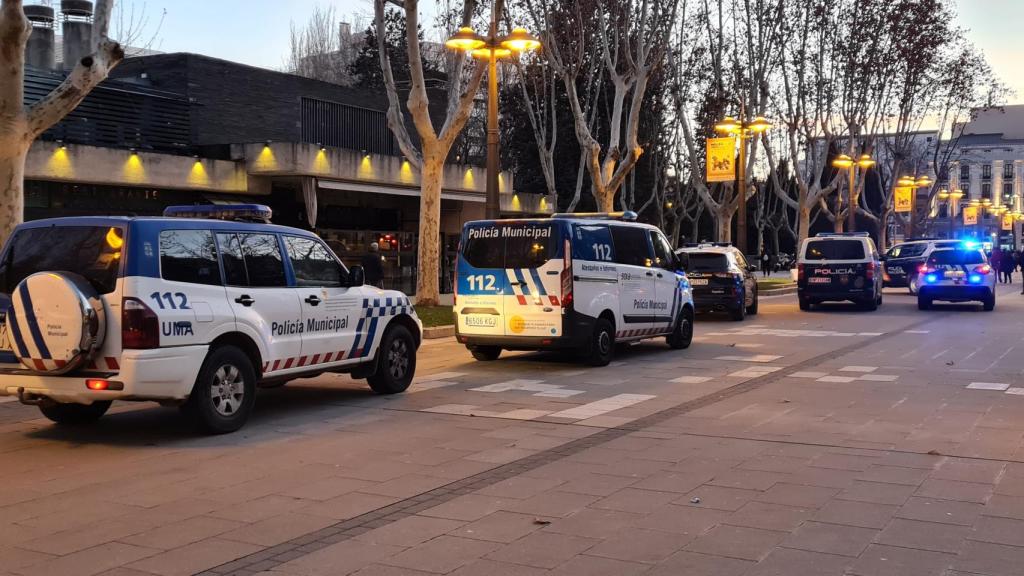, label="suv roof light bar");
[163,204,273,223]
[815,232,870,238]
[552,211,638,222]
